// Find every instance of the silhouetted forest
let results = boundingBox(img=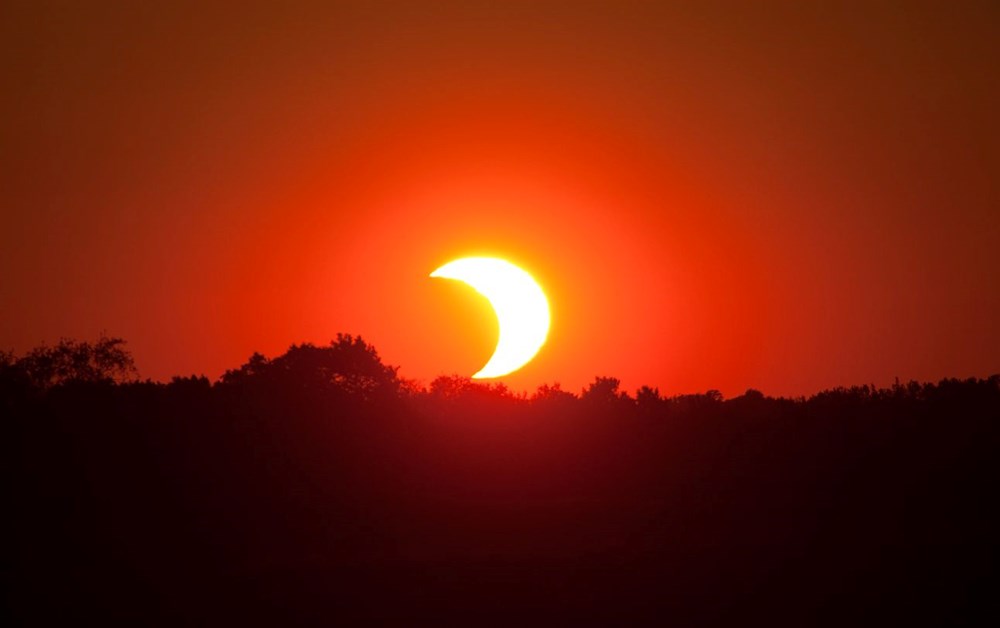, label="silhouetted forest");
[3,336,998,625]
